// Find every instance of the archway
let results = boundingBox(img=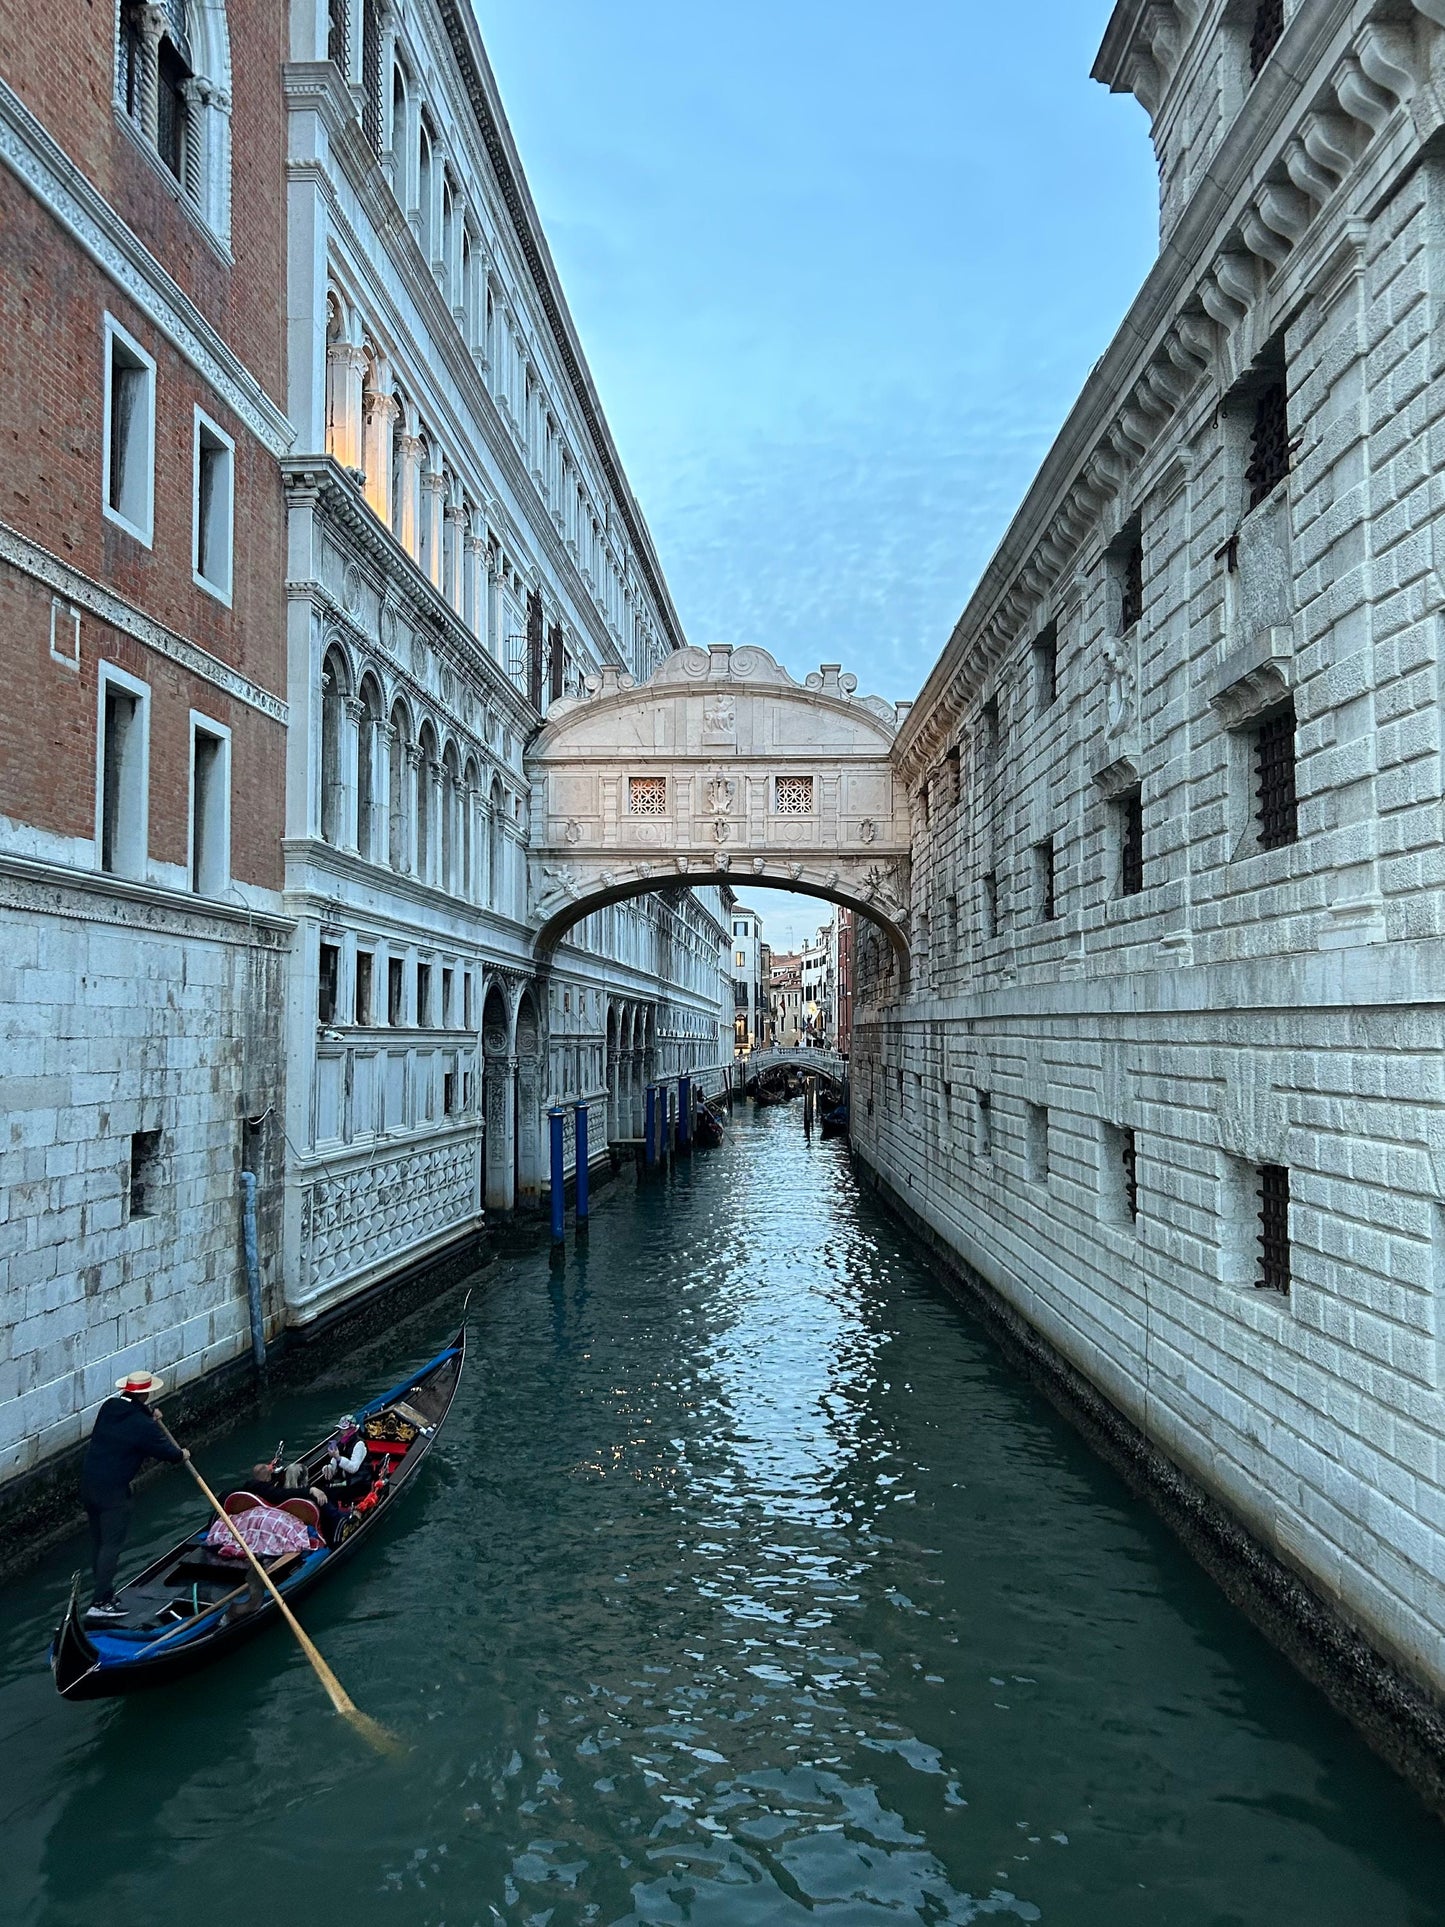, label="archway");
[481,981,514,1212]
